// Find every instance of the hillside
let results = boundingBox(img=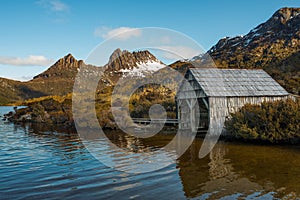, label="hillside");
[0,54,82,105]
[207,8,300,68]
[0,49,170,106]
[24,54,86,97]
[0,77,47,105]
[0,54,104,105]
[197,7,300,95]
[0,78,24,104]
